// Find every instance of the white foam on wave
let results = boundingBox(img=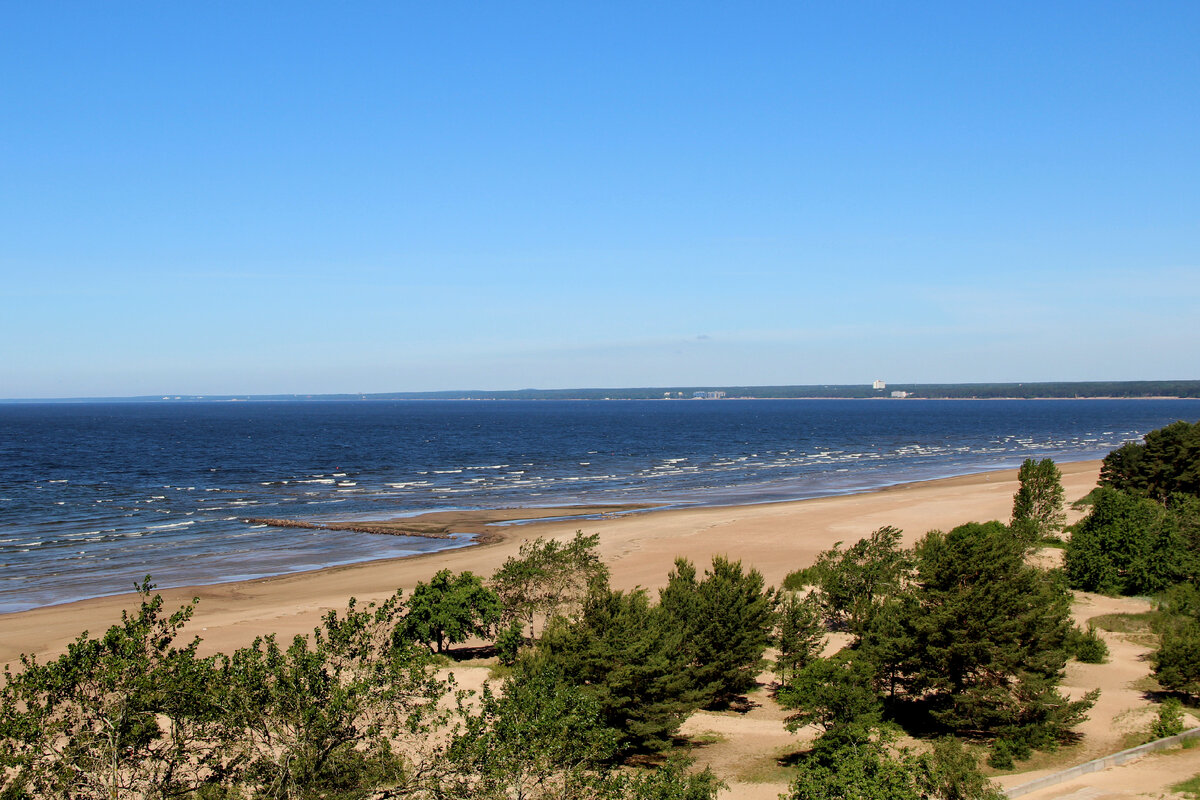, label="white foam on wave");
[147,520,196,531]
